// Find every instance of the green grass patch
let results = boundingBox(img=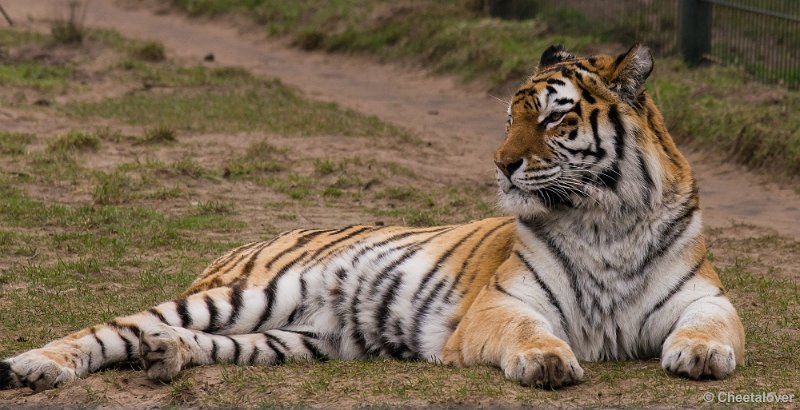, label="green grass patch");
[140,126,177,145]
[0,132,35,155]
[651,60,800,175]
[0,183,246,356]
[0,30,47,47]
[63,76,407,138]
[48,130,100,153]
[130,40,166,62]
[0,63,72,90]
[50,0,87,45]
